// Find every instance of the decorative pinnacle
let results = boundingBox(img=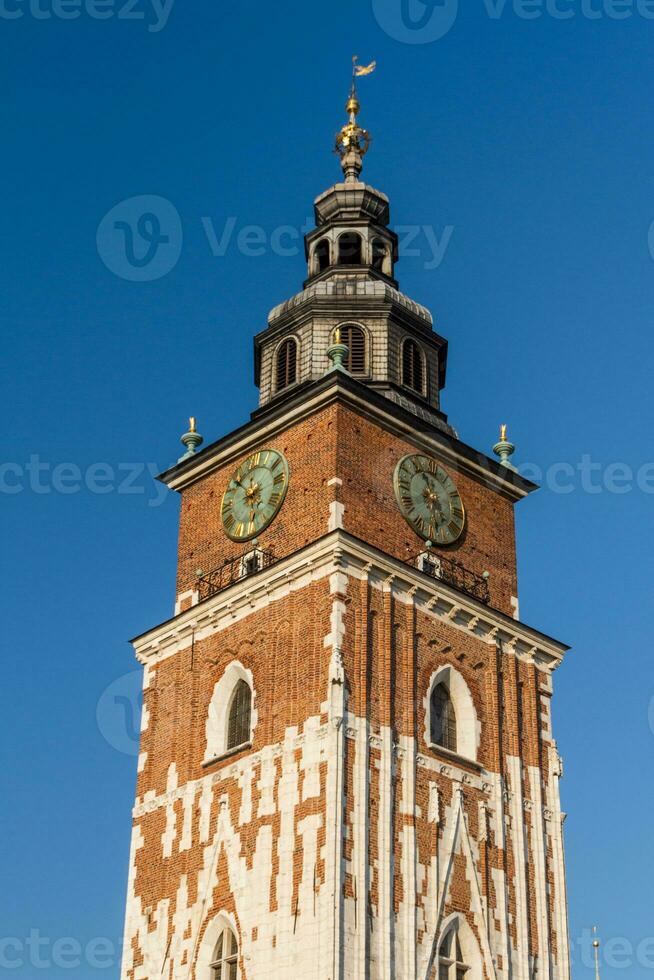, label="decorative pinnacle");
[178,416,203,463]
[493,424,517,471]
[326,331,350,374]
[335,56,376,183]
